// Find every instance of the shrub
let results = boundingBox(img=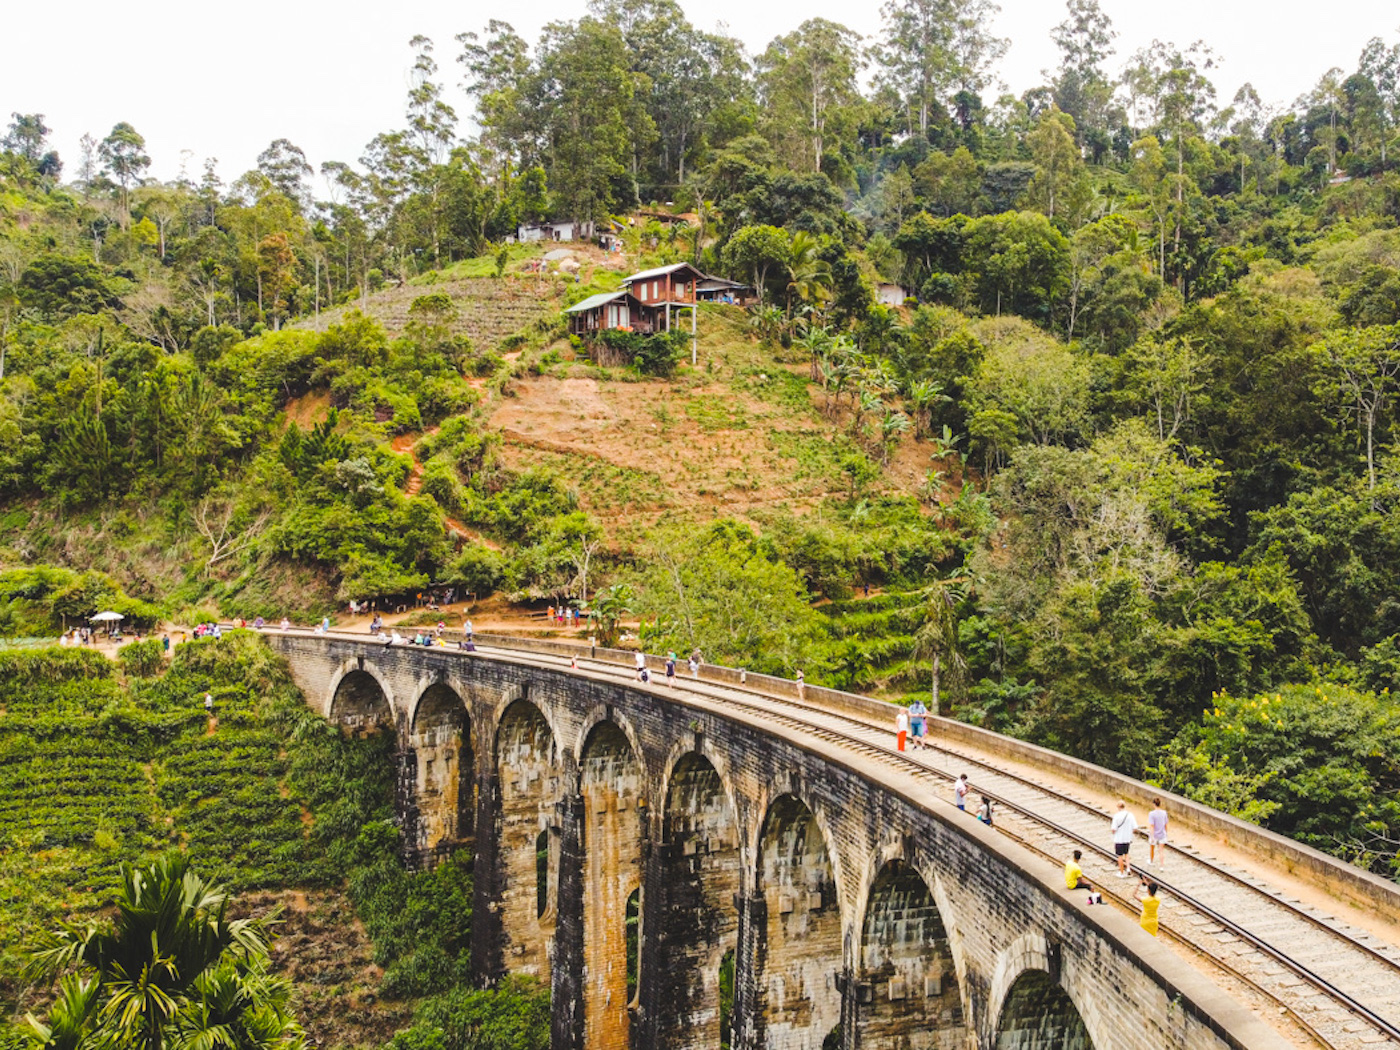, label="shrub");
[593,329,686,377]
[117,638,165,677]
